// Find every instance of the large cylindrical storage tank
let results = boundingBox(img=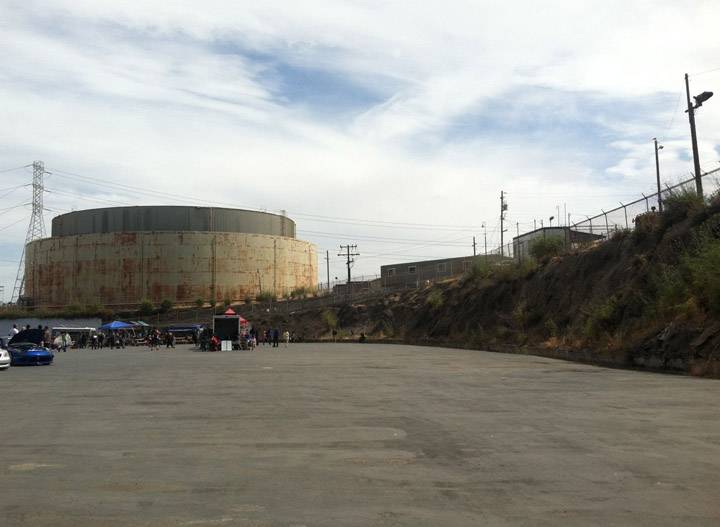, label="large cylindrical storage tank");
[24,206,317,307]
